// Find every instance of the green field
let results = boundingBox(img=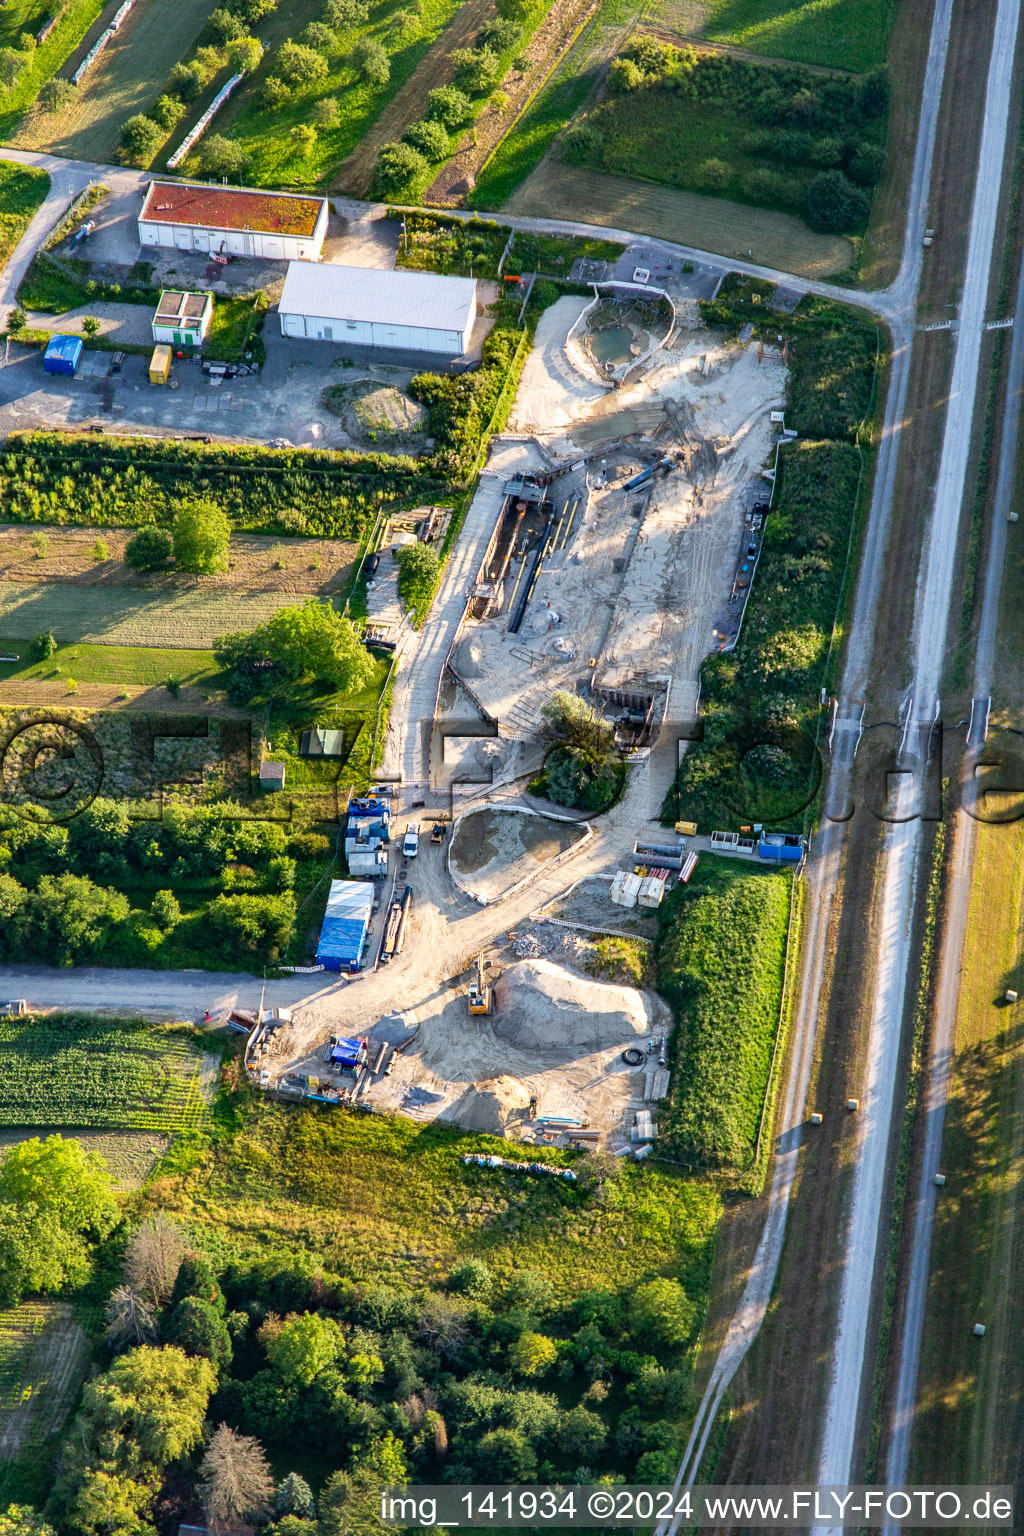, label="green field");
[0,639,220,688]
[657,859,791,1171]
[0,1015,207,1133]
[0,0,103,138]
[0,162,49,270]
[0,582,318,650]
[641,0,897,72]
